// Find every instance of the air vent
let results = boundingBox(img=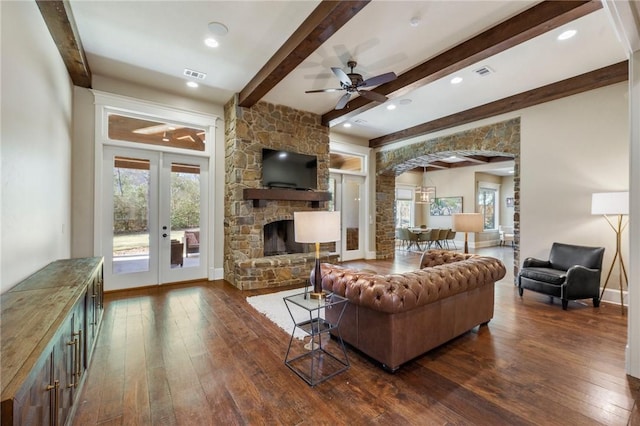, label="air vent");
[183,69,207,80]
[354,118,368,124]
[473,66,494,77]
